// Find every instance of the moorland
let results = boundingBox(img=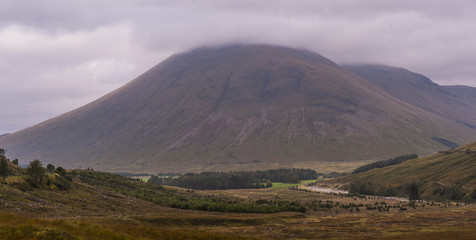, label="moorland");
[1,148,476,239]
